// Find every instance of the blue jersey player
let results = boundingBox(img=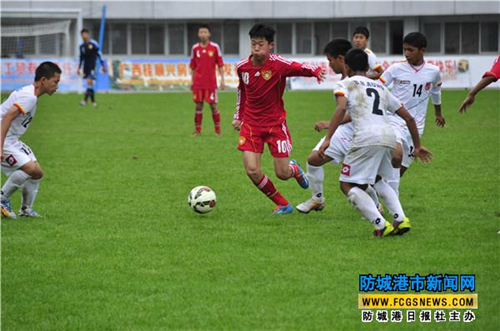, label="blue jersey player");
[78,29,106,107]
